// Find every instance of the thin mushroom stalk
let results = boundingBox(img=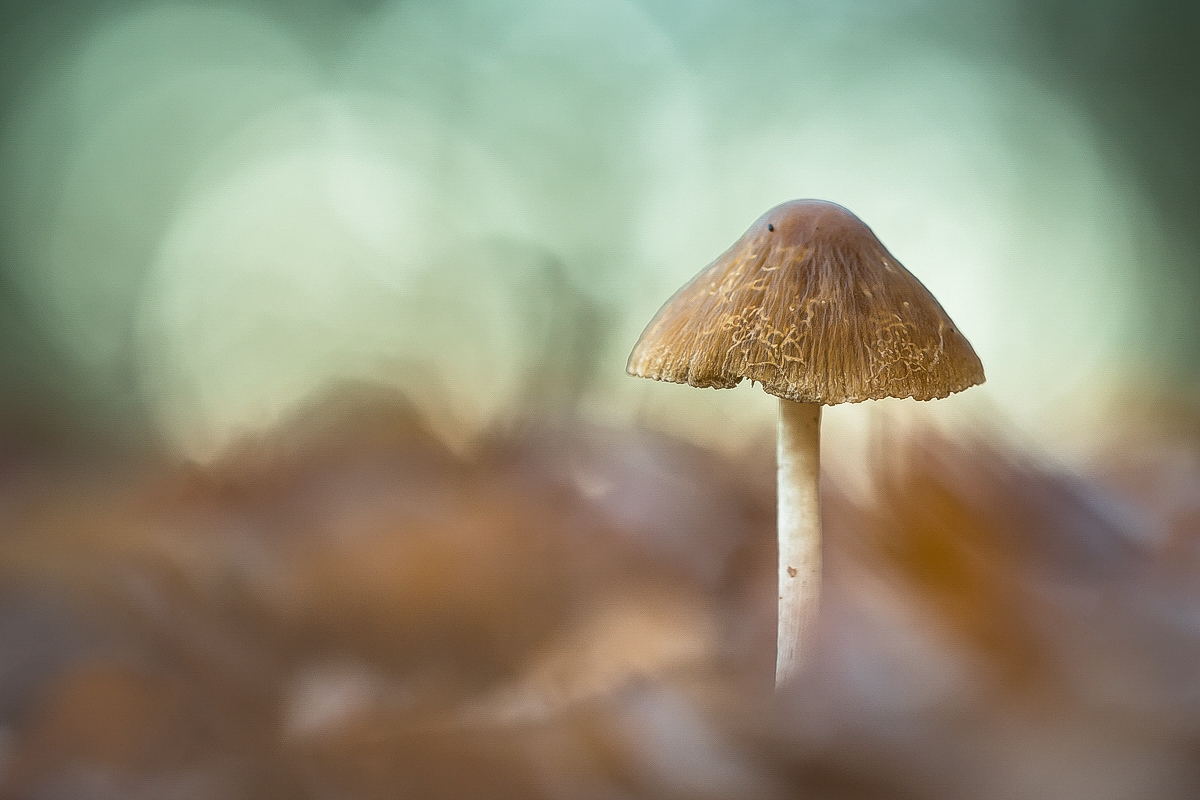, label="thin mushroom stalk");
[626,199,984,689]
[776,399,821,686]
